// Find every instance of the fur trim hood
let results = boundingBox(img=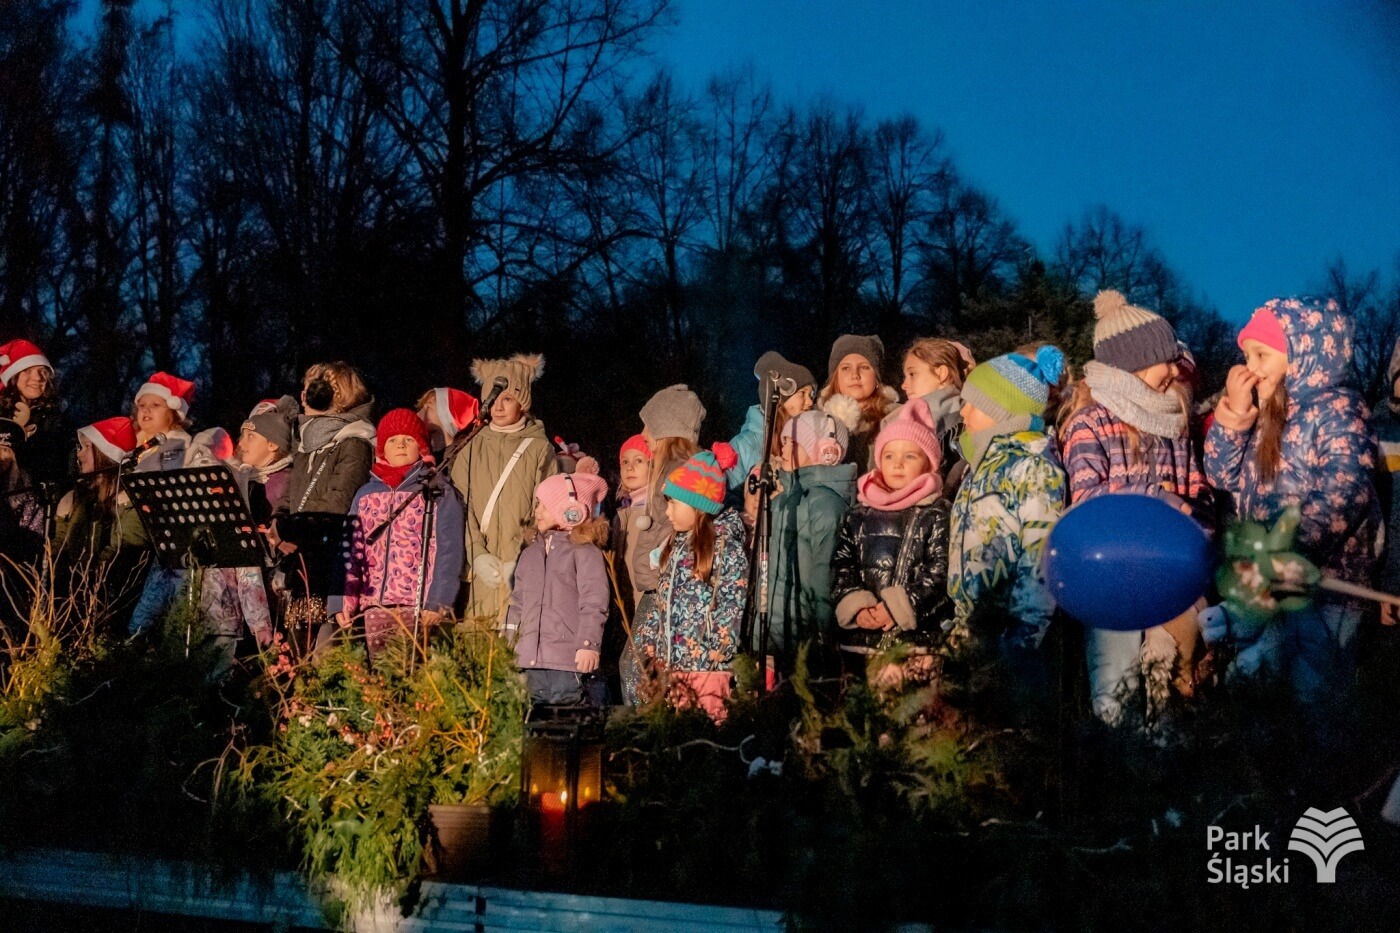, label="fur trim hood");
[820,384,899,432]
